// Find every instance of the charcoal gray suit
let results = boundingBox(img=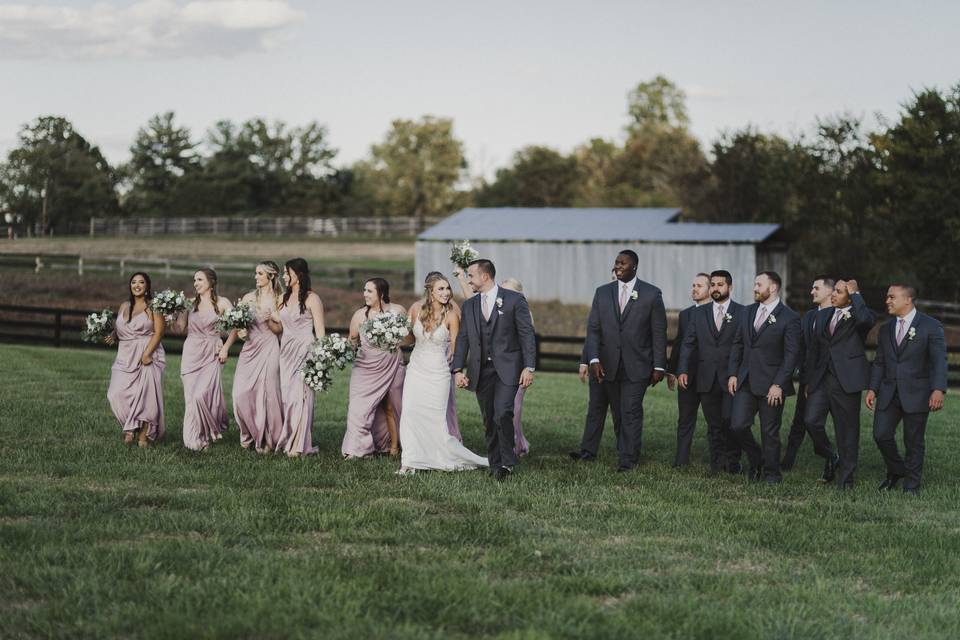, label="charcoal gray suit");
[677,300,746,472]
[782,308,827,467]
[452,286,536,470]
[668,304,702,467]
[869,311,948,490]
[804,293,875,486]
[584,278,668,468]
[728,300,802,482]
[577,345,619,457]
